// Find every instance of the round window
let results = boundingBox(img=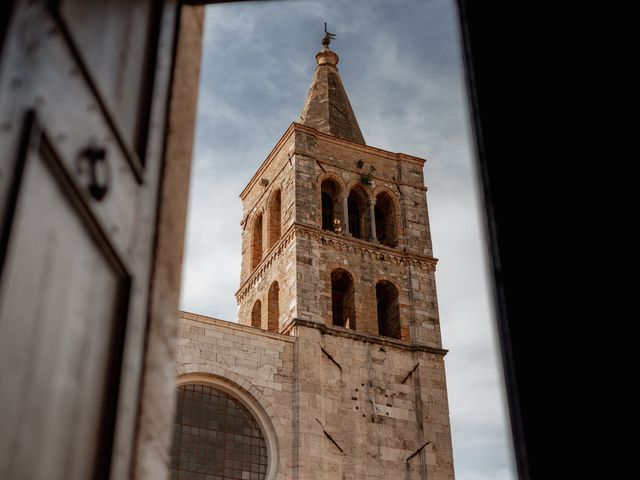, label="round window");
[170,384,268,480]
